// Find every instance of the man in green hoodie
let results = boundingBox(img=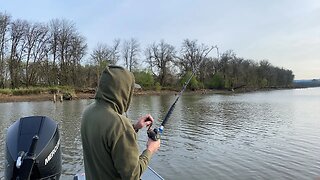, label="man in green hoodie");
[81,66,160,180]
